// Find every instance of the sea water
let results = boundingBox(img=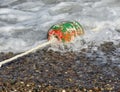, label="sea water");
[0,0,120,52]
